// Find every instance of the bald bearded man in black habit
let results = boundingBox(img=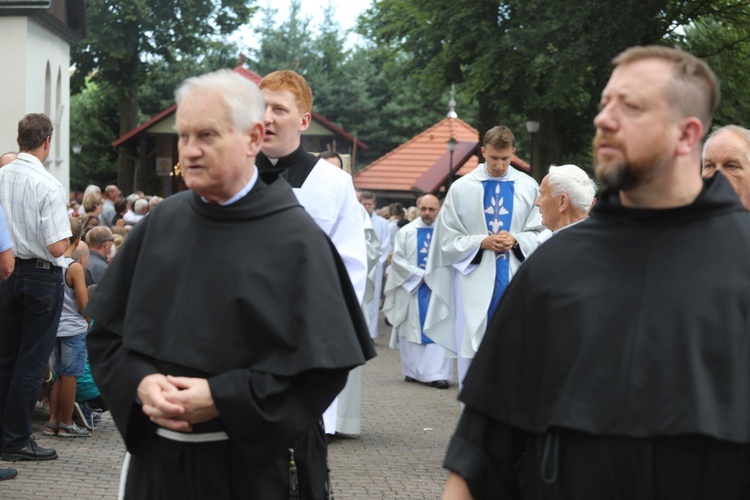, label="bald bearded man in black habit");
[86,69,374,499]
